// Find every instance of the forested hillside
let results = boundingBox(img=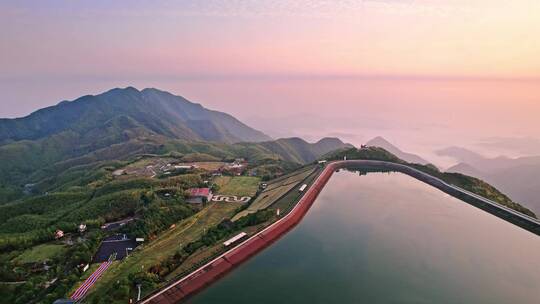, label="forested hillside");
[0,87,271,145]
